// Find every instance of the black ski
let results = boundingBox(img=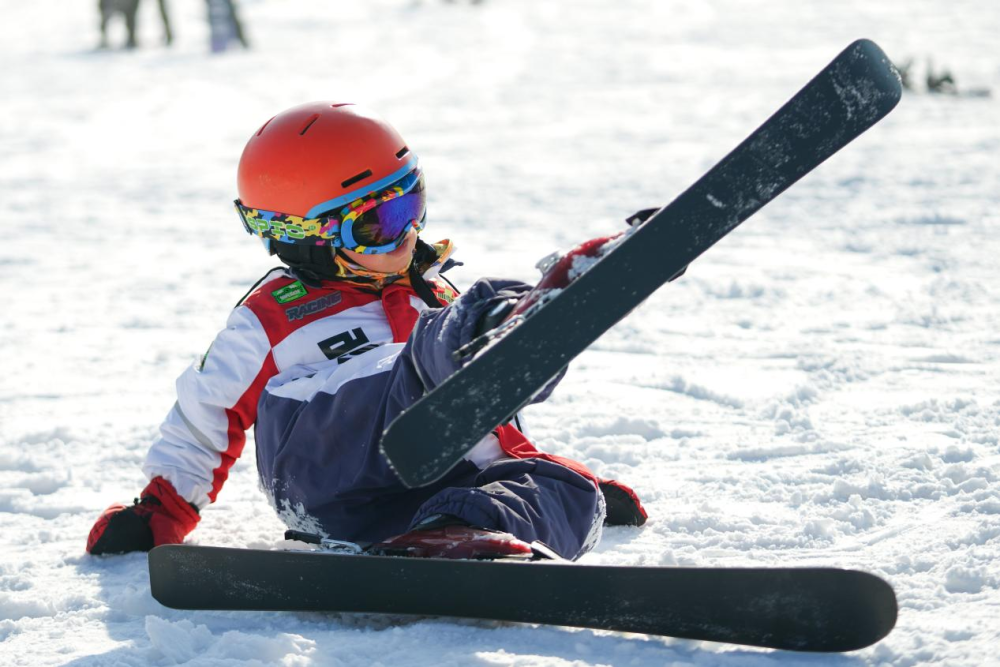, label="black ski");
[380,39,902,488]
[149,544,897,652]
